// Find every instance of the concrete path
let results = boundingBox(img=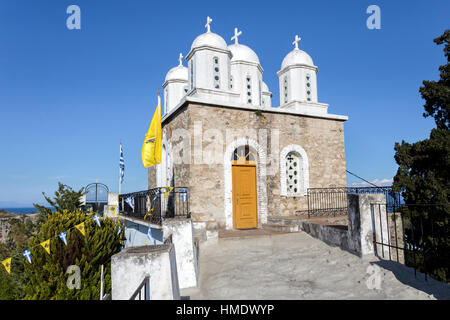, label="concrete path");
[181,232,450,300]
